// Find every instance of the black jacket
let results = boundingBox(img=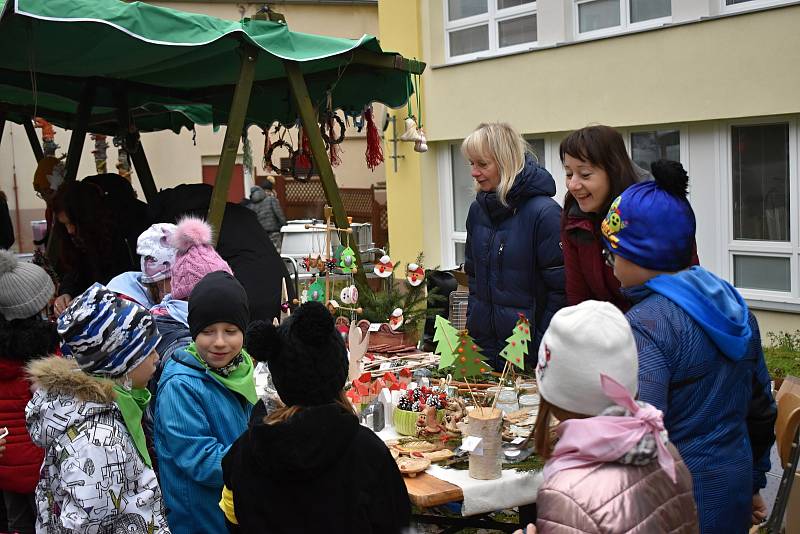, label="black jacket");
[0,196,13,249]
[222,403,411,534]
[150,184,294,323]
